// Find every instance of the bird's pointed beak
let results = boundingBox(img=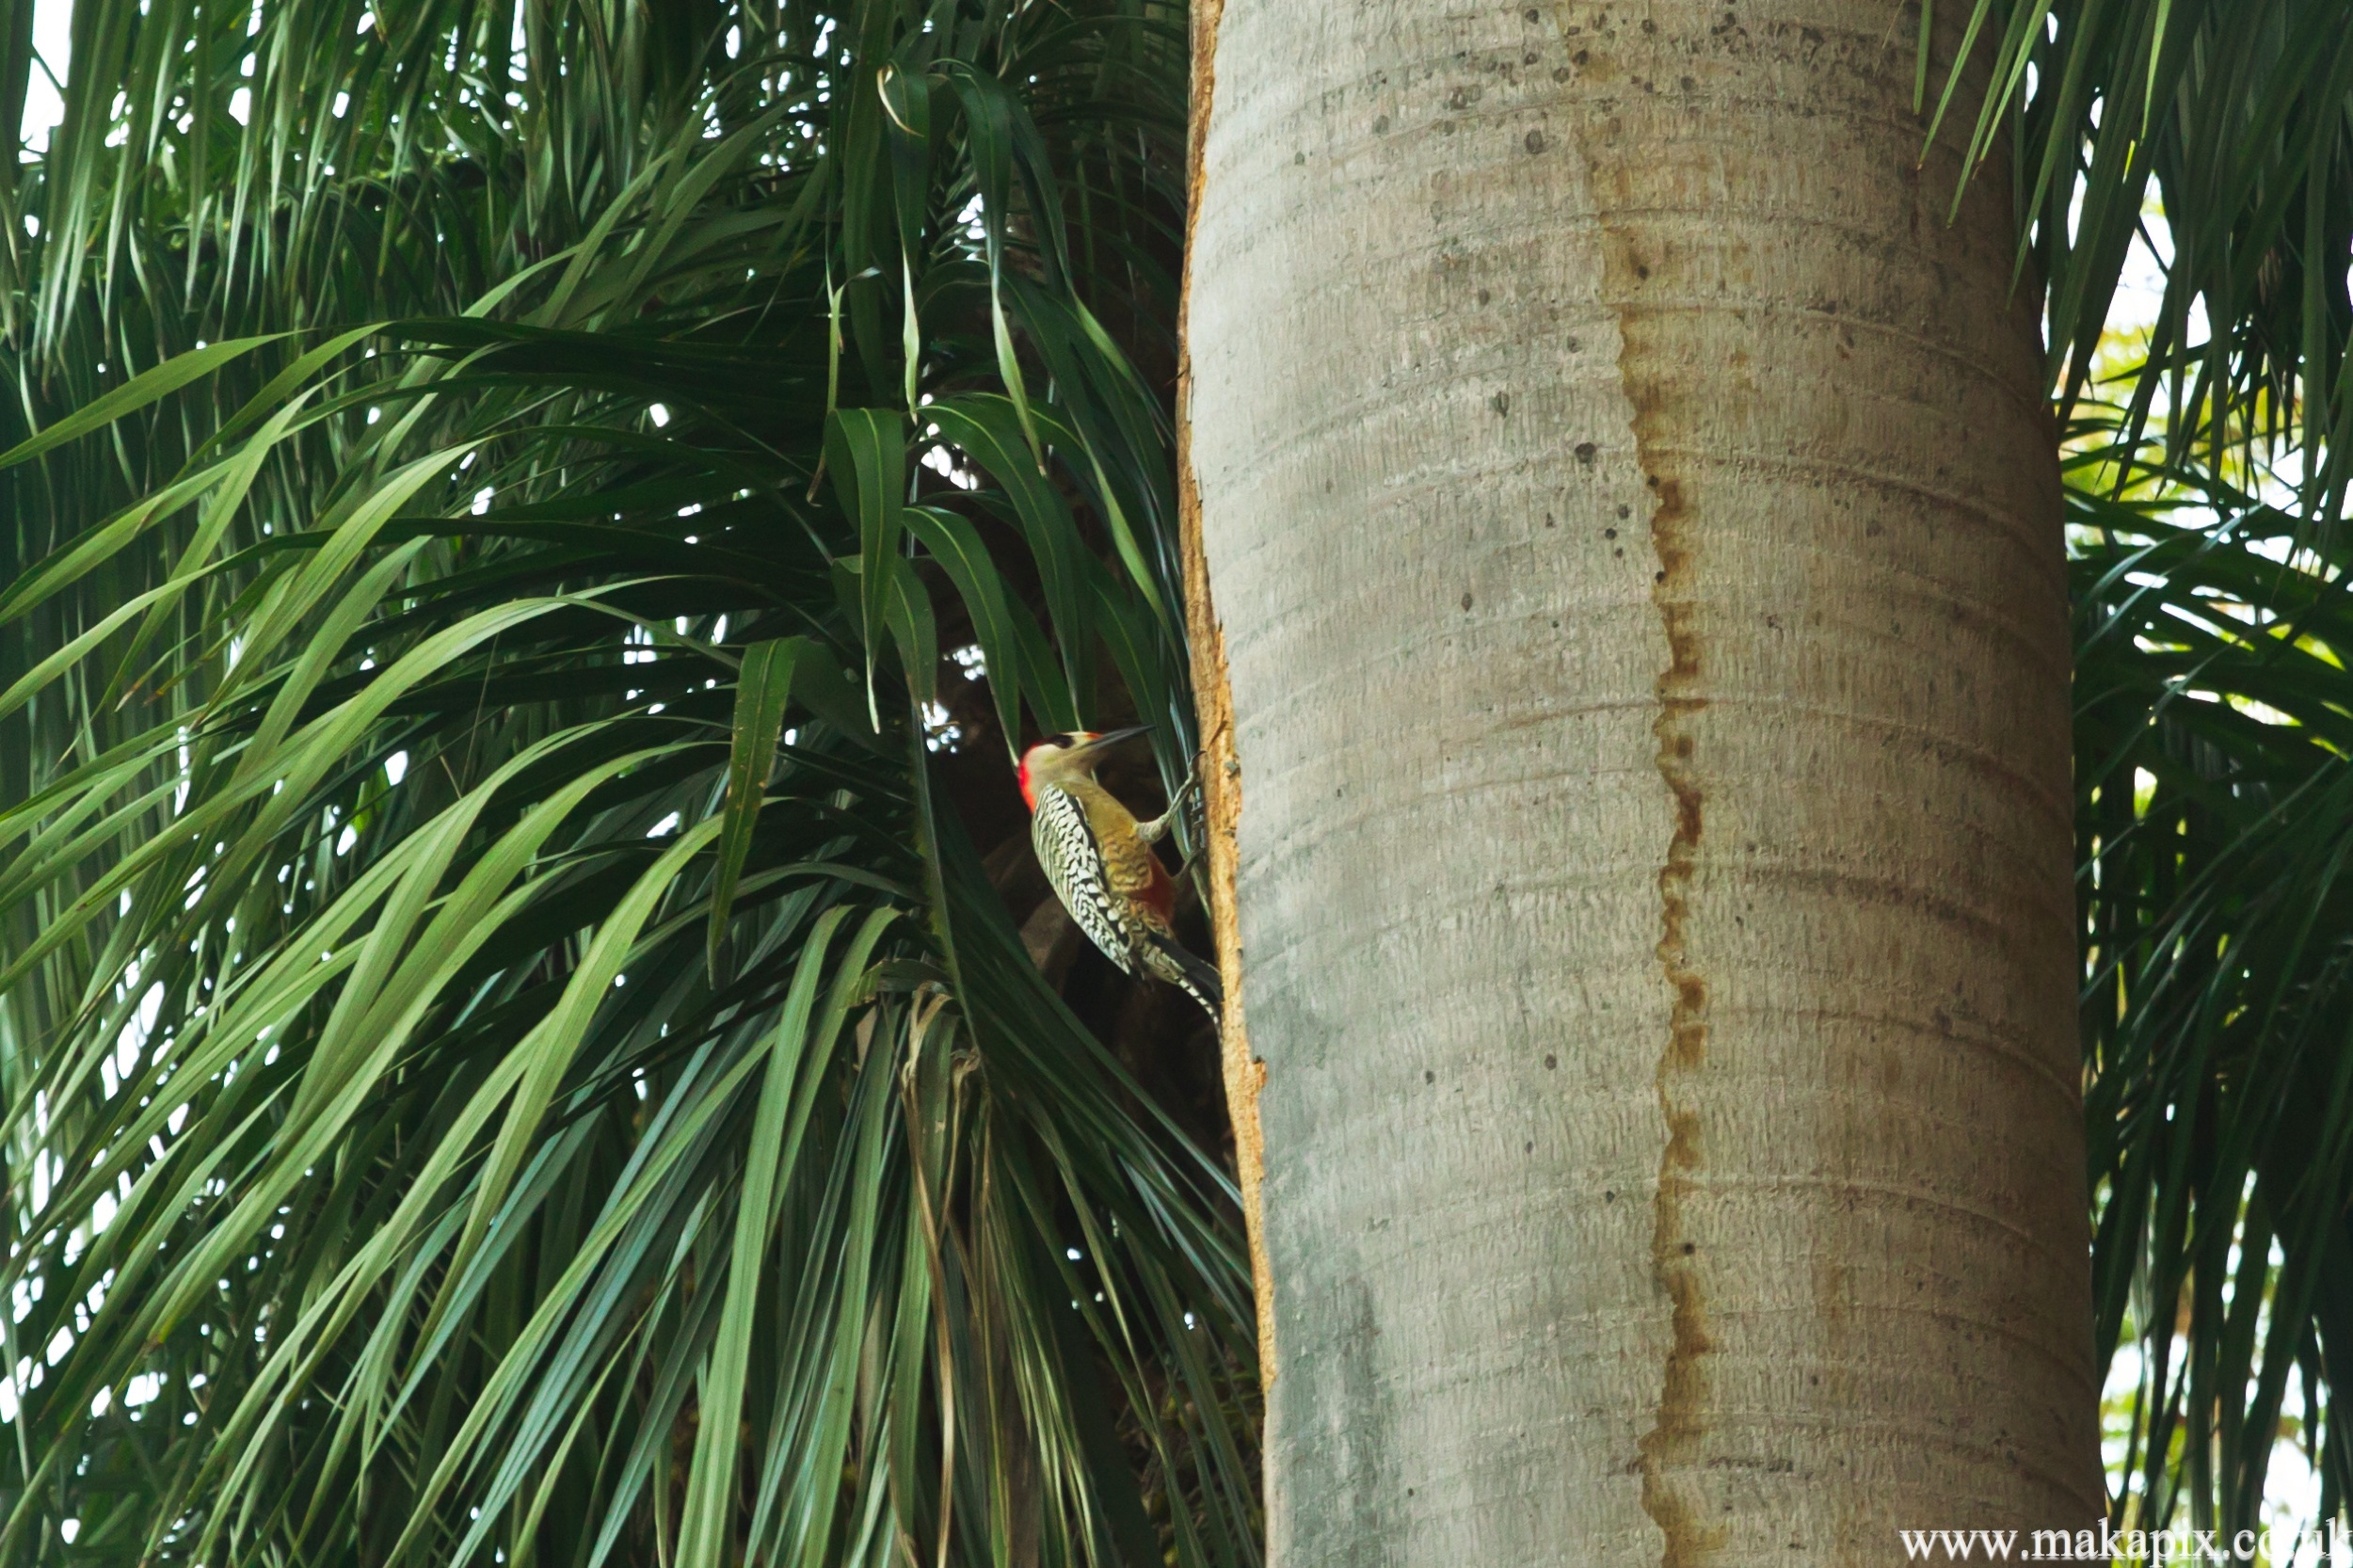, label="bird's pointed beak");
[1080,726,1149,752]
